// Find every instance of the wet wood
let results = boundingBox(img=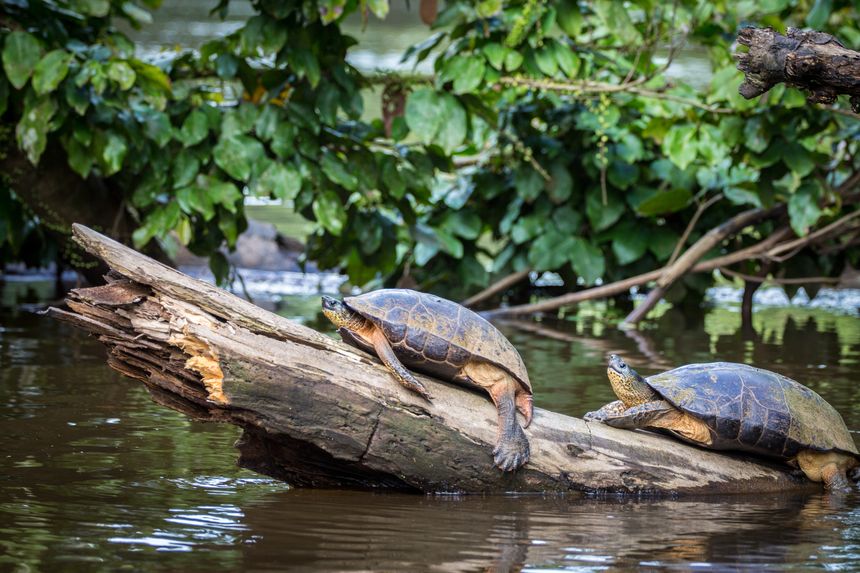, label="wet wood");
[736,27,860,111]
[48,224,817,495]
